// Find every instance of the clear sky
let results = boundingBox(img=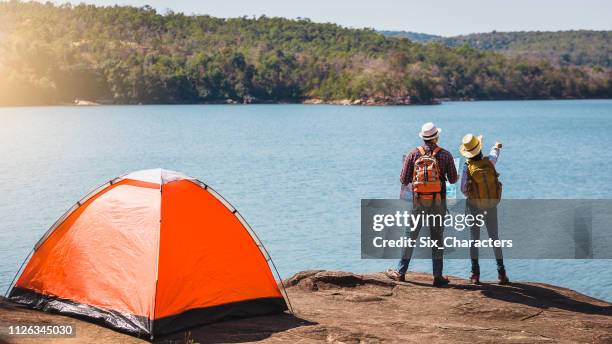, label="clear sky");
[47,0,612,36]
